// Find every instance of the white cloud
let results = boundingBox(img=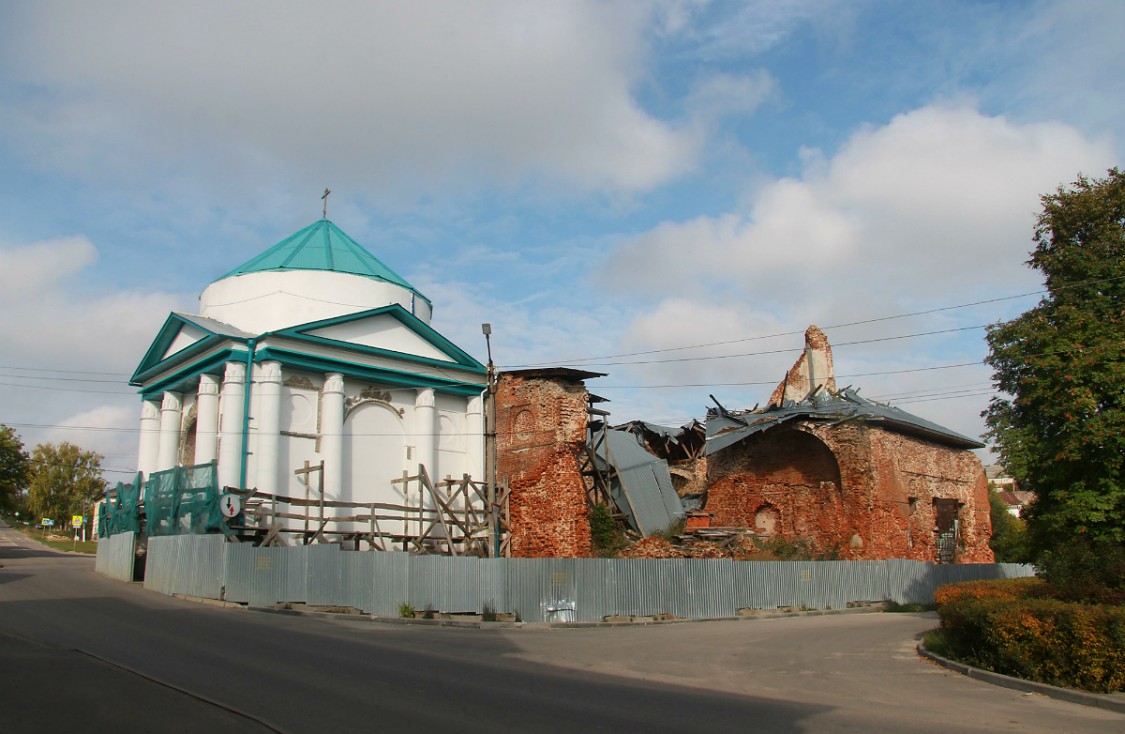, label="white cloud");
[0,234,191,469]
[0,236,97,297]
[44,404,139,473]
[603,105,1113,311]
[591,104,1114,439]
[685,71,778,124]
[0,1,697,195]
